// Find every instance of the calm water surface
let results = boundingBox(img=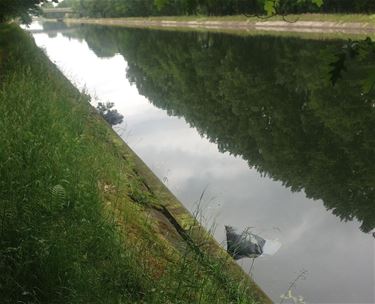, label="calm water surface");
[29,22,374,303]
